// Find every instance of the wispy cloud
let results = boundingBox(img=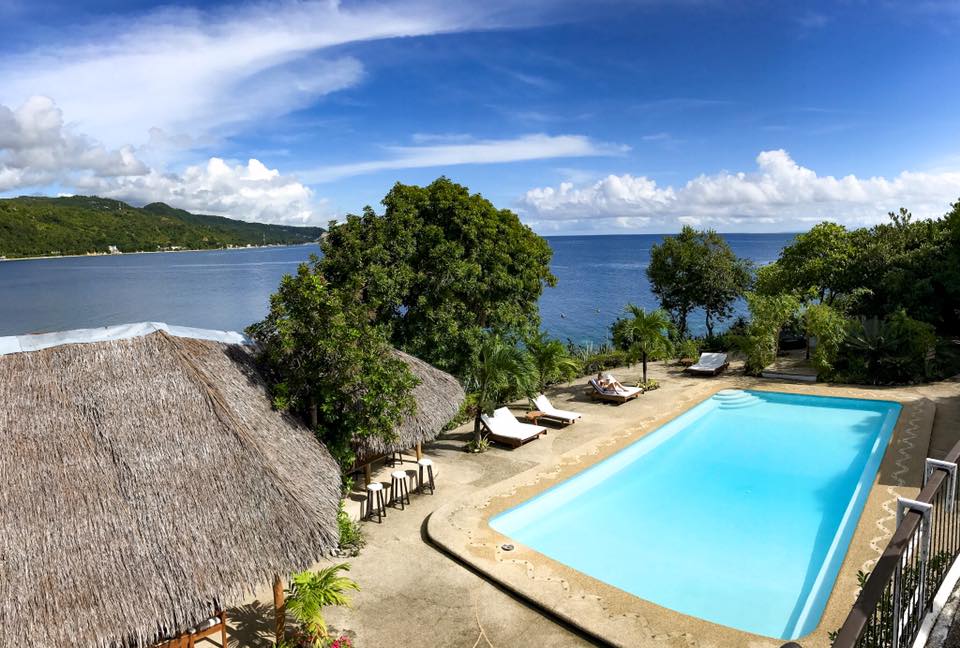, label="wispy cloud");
[632,97,737,112]
[640,132,673,142]
[520,150,960,232]
[301,134,629,182]
[0,1,534,147]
